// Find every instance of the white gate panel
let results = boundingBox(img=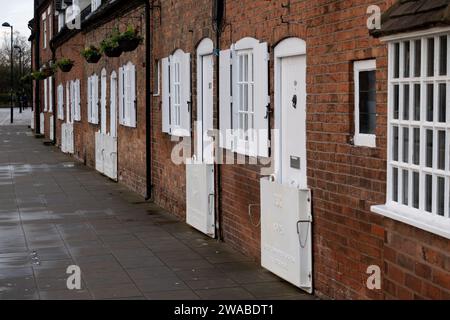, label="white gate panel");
[31,111,35,129]
[67,123,74,154]
[49,116,54,140]
[95,131,104,174]
[103,134,118,180]
[40,113,44,135]
[61,123,74,154]
[260,178,313,293]
[186,162,215,238]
